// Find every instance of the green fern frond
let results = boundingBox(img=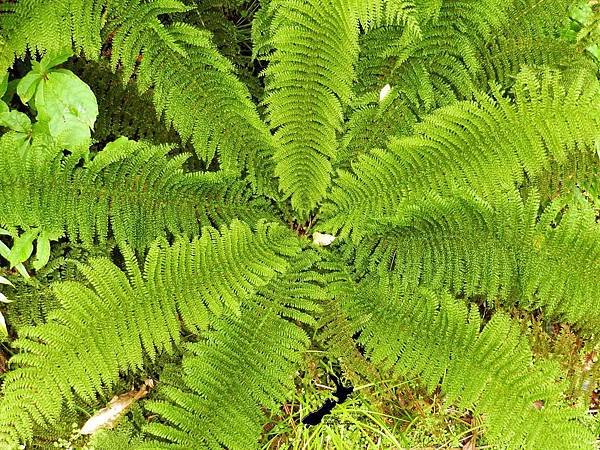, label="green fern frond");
[345,187,600,330]
[139,251,323,449]
[353,0,511,101]
[510,0,574,36]
[351,0,422,34]
[347,0,586,161]
[325,68,600,239]
[262,0,359,215]
[344,278,593,449]
[0,220,302,448]
[0,135,275,250]
[0,0,278,191]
